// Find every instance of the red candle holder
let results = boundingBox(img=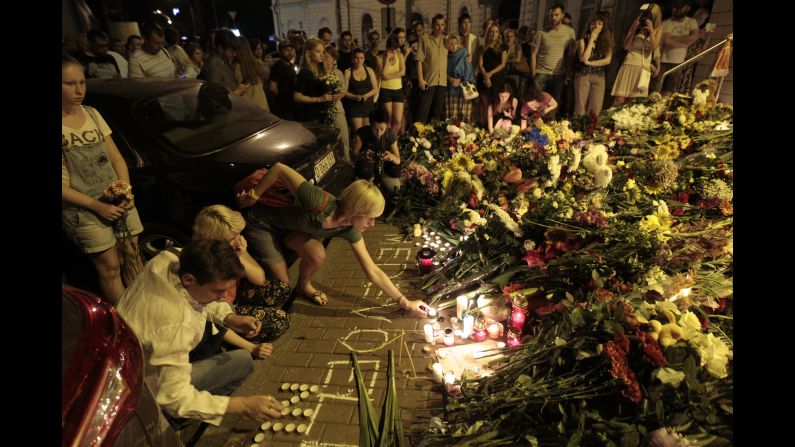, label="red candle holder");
[472,316,487,342]
[416,247,437,274]
[506,327,522,347]
[509,294,528,330]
